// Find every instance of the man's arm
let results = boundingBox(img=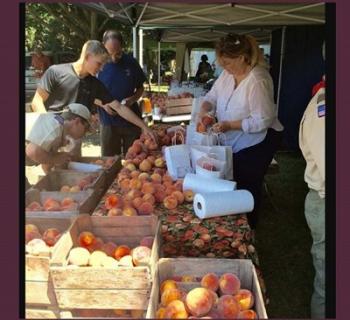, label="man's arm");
[26,143,71,166]
[125,86,144,107]
[31,87,49,113]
